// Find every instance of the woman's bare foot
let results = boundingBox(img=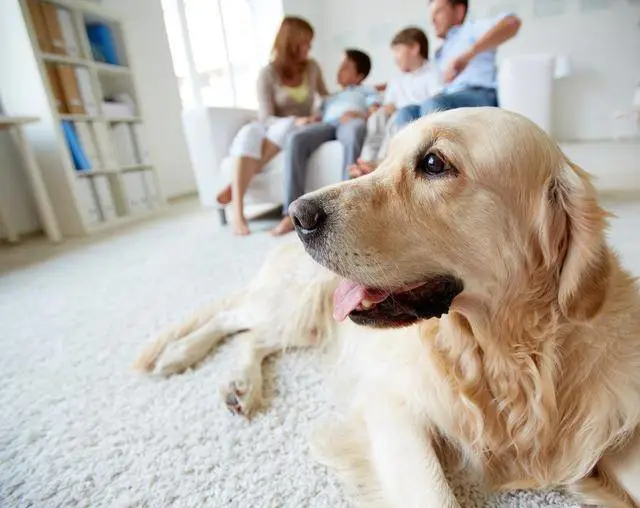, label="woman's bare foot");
[233,216,251,236]
[216,185,232,206]
[270,216,295,236]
